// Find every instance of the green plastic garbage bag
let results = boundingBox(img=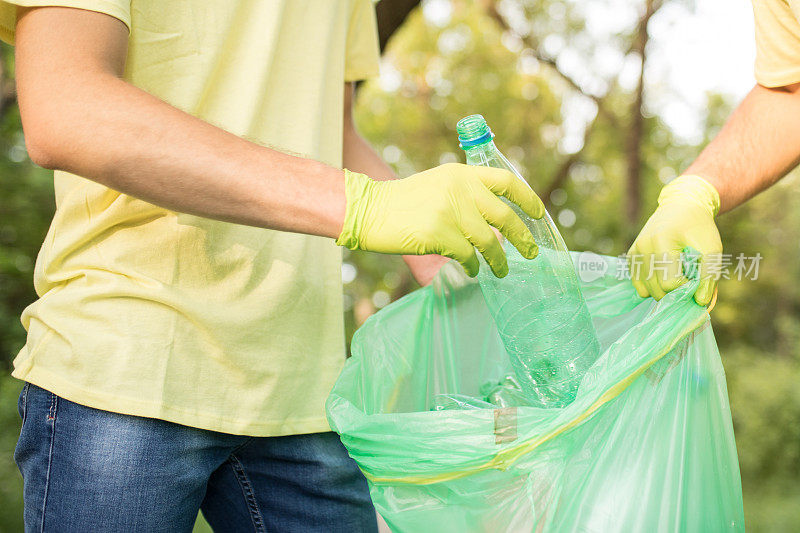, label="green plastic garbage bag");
[326,253,744,532]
